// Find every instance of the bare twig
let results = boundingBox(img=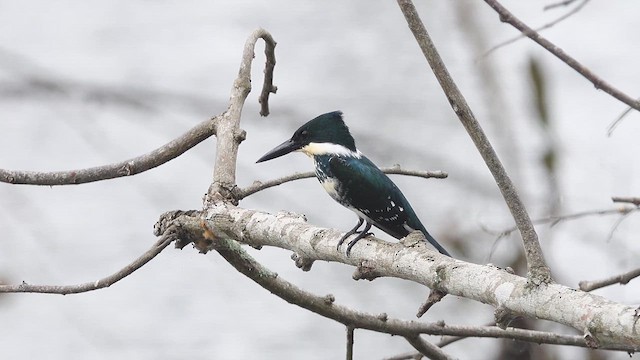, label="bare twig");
[346,326,354,360]
[404,335,453,360]
[484,0,590,57]
[544,0,580,10]
[384,352,423,360]
[580,267,640,292]
[487,207,638,238]
[237,167,447,200]
[436,322,497,348]
[416,289,447,318]
[607,105,636,136]
[258,37,277,116]
[0,235,174,294]
[397,0,551,283]
[0,117,218,186]
[612,197,640,206]
[484,0,640,112]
